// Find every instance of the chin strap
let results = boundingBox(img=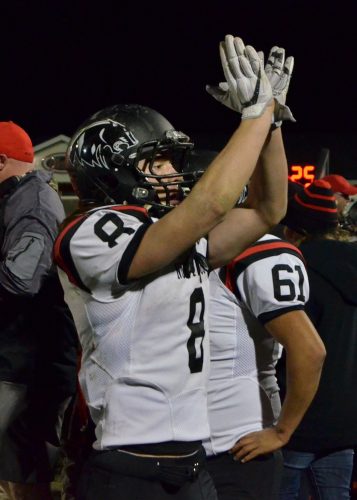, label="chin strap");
[147,204,172,219]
